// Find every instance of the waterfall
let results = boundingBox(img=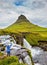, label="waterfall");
[23,38,33,57]
[0,35,46,65]
[23,38,43,65]
[23,38,32,50]
[23,38,43,57]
